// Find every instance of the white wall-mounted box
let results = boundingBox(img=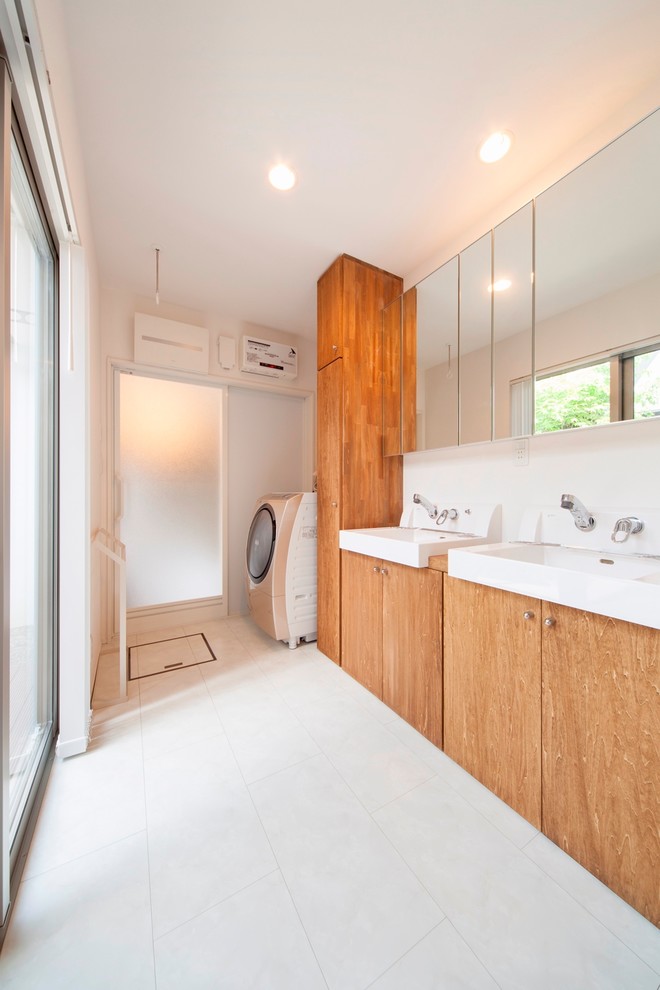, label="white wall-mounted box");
[240,335,297,380]
[134,313,209,373]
